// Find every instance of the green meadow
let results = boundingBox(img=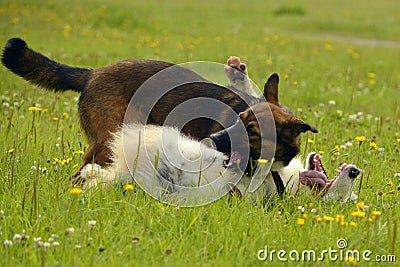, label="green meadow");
[0,0,399,266]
